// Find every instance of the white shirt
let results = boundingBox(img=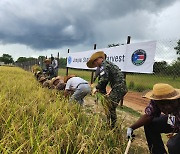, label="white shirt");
[65,77,88,90]
[52,59,58,69]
